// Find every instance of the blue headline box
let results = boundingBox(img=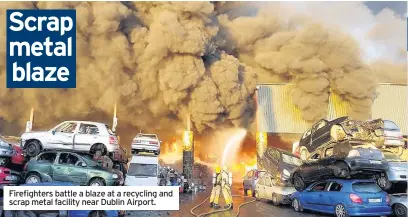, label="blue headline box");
[6,9,76,88]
